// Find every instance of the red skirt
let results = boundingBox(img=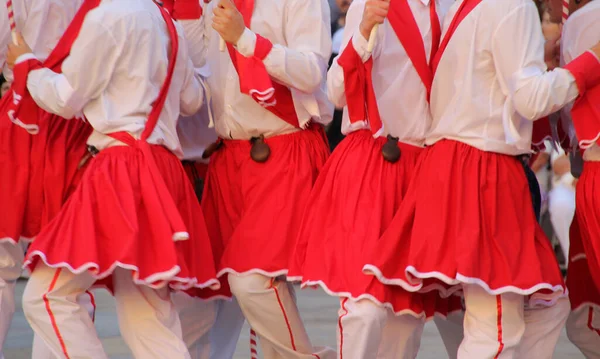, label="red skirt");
[202,123,329,281]
[24,145,219,292]
[290,130,437,316]
[0,96,91,244]
[574,162,600,290]
[567,213,600,311]
[363,140,565,306]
